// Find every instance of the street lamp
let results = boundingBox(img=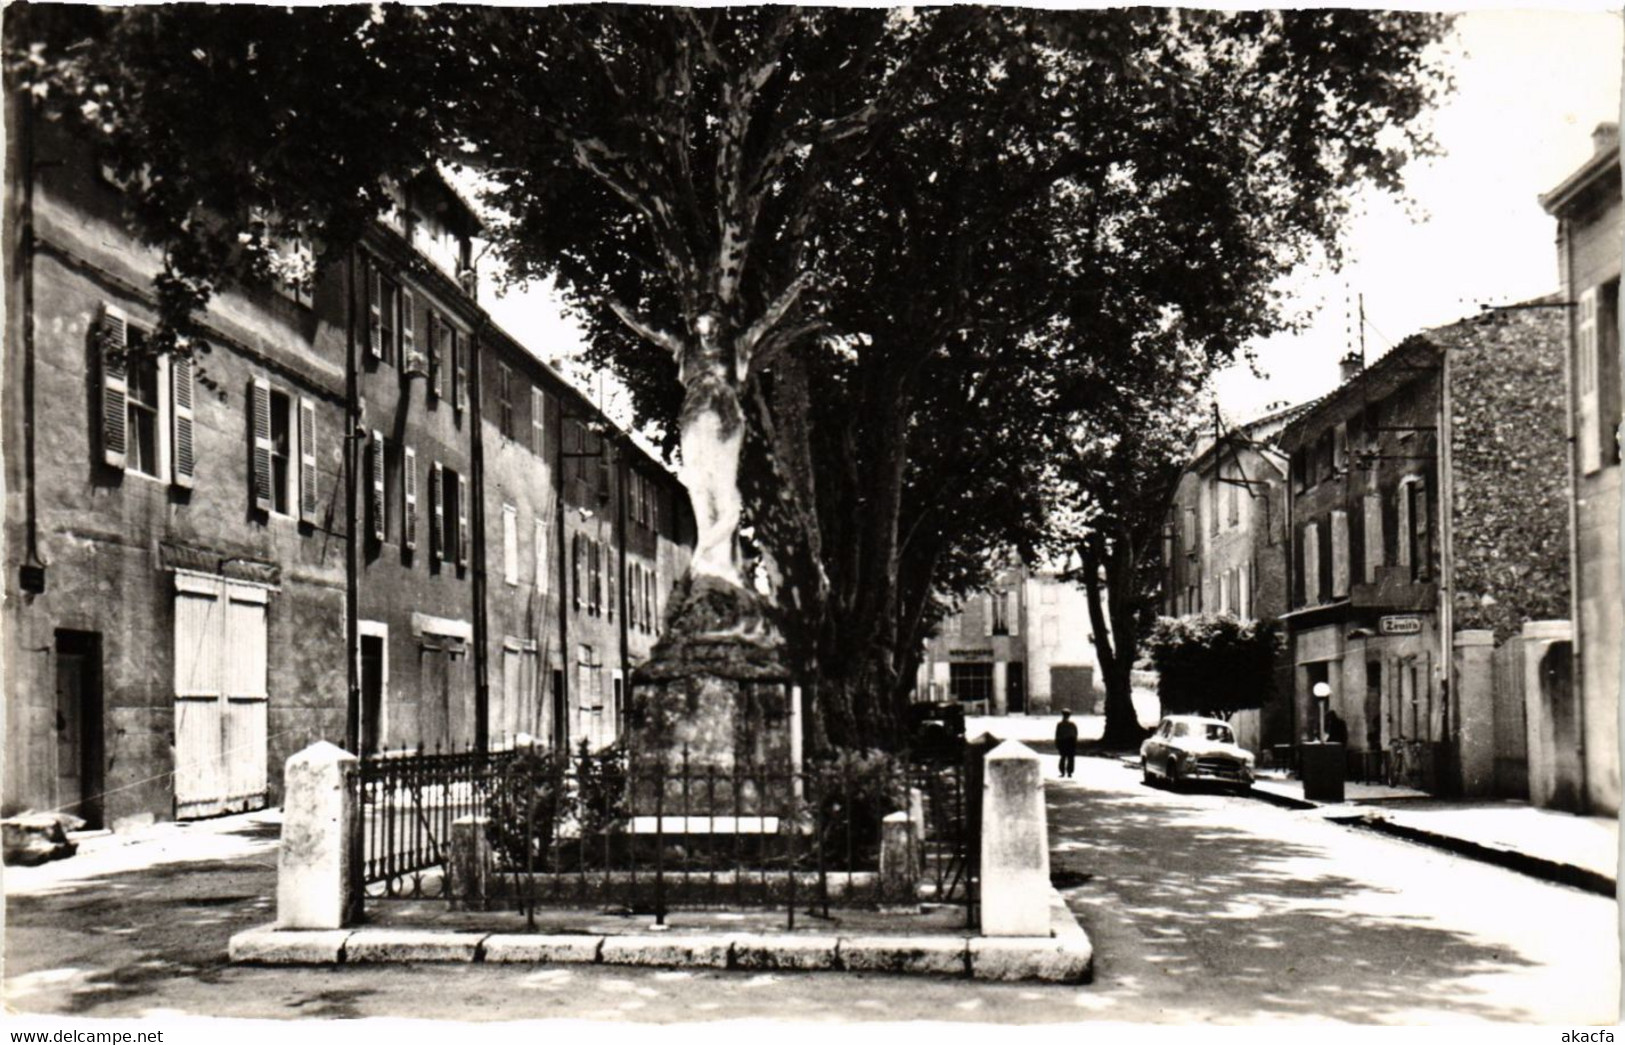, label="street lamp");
[1312,681,1332,742]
